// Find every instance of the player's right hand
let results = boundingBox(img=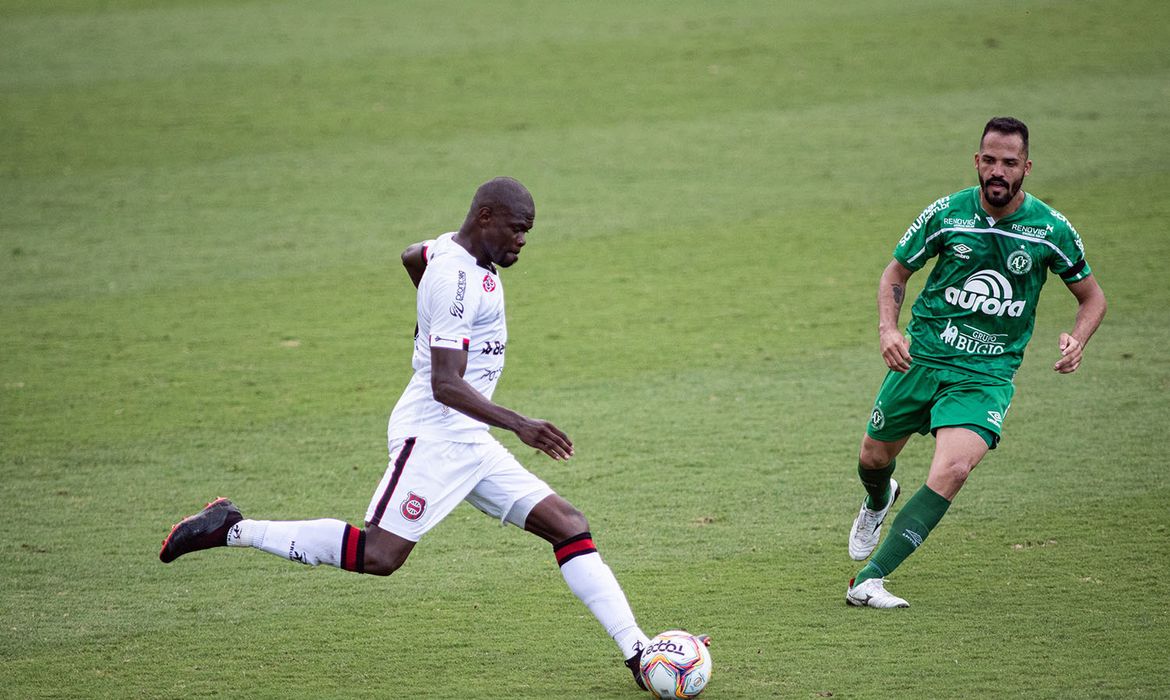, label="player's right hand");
[880,329,912,372]
[516,419,574,460]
